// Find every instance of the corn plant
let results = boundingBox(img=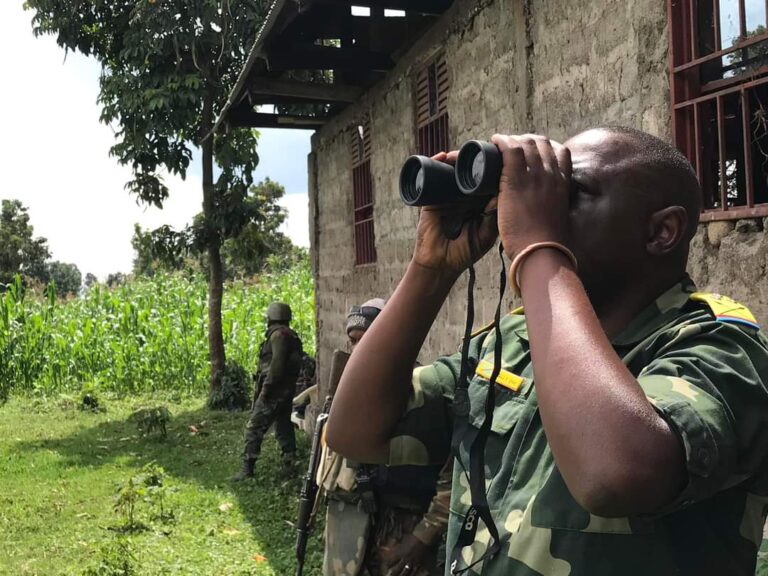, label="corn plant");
[0,261,315,397]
